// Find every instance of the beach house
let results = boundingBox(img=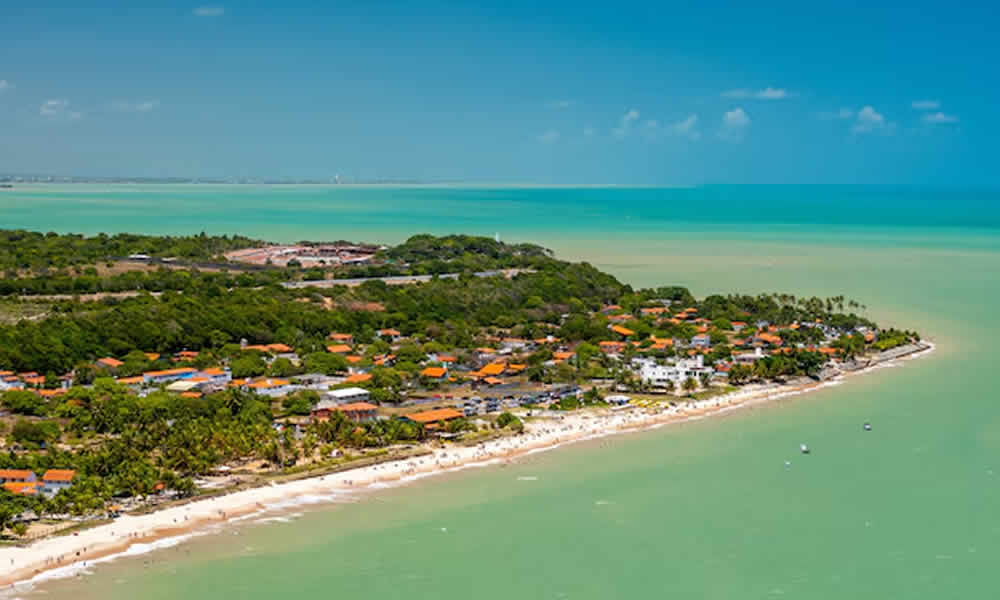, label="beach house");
[402,408,465,431]
[143,367,197,384]
[40,469,76,497]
